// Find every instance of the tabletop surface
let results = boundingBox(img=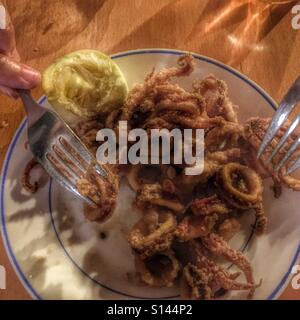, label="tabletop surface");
[0,0,299,300]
